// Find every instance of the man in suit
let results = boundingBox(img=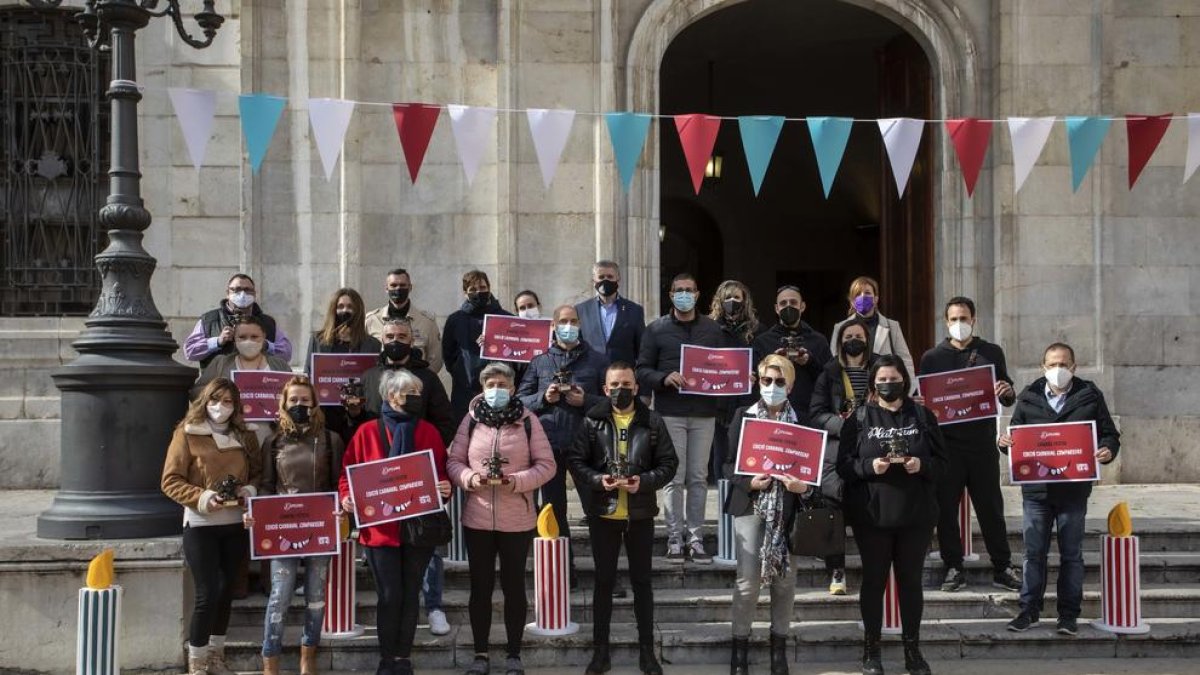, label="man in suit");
[575,260,646,367]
